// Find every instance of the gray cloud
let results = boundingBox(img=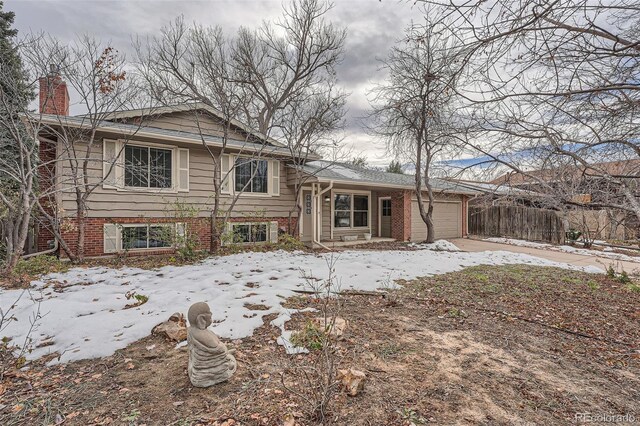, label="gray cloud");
[7,0,420,163]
